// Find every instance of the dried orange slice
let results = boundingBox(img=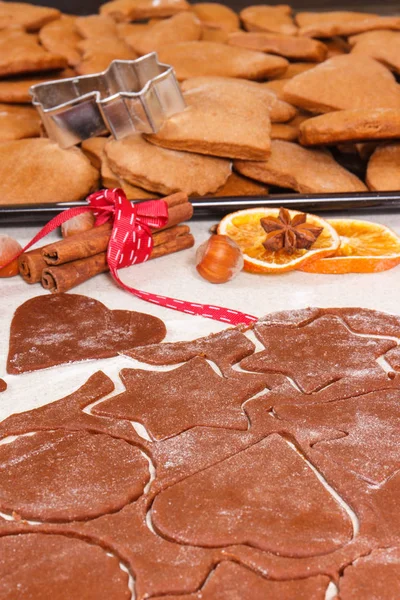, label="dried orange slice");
[300,218,400,274]
[217,208,340,273]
